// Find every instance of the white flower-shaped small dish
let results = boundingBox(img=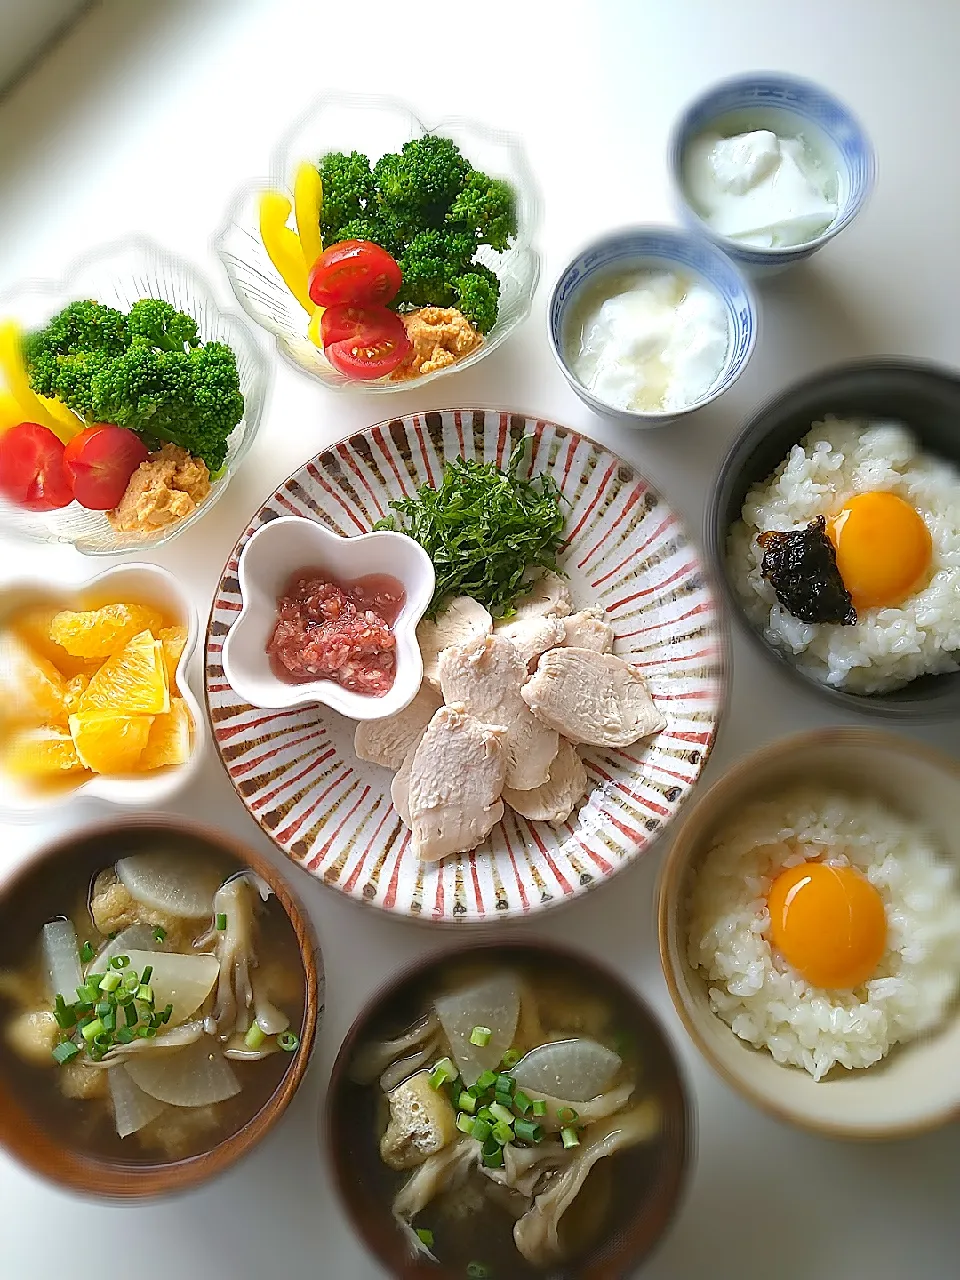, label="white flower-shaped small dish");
[0,563,204,818]
[222,516,434,721]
